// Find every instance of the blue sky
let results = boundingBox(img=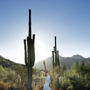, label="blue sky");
[0,0,90,64]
